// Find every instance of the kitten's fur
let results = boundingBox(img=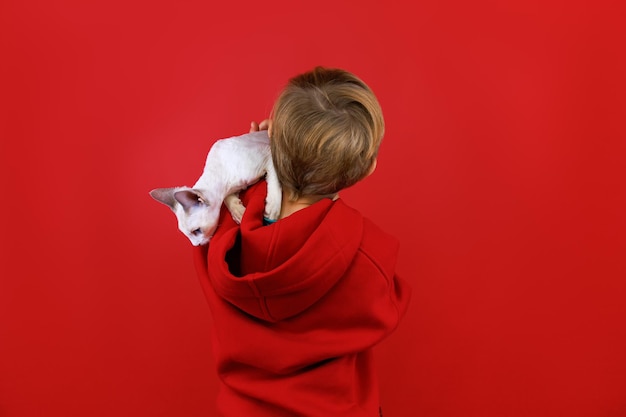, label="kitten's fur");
[150,130,281,246]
